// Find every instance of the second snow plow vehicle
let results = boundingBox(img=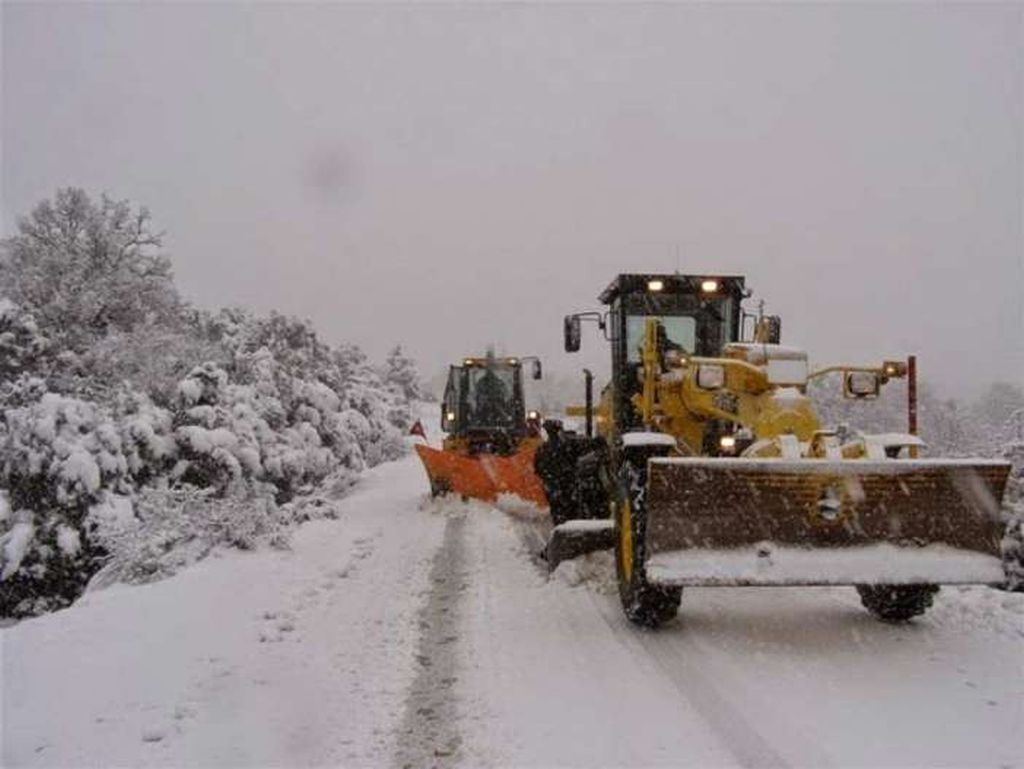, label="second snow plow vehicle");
[415,353,548,507]
[539,274,1011,627]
